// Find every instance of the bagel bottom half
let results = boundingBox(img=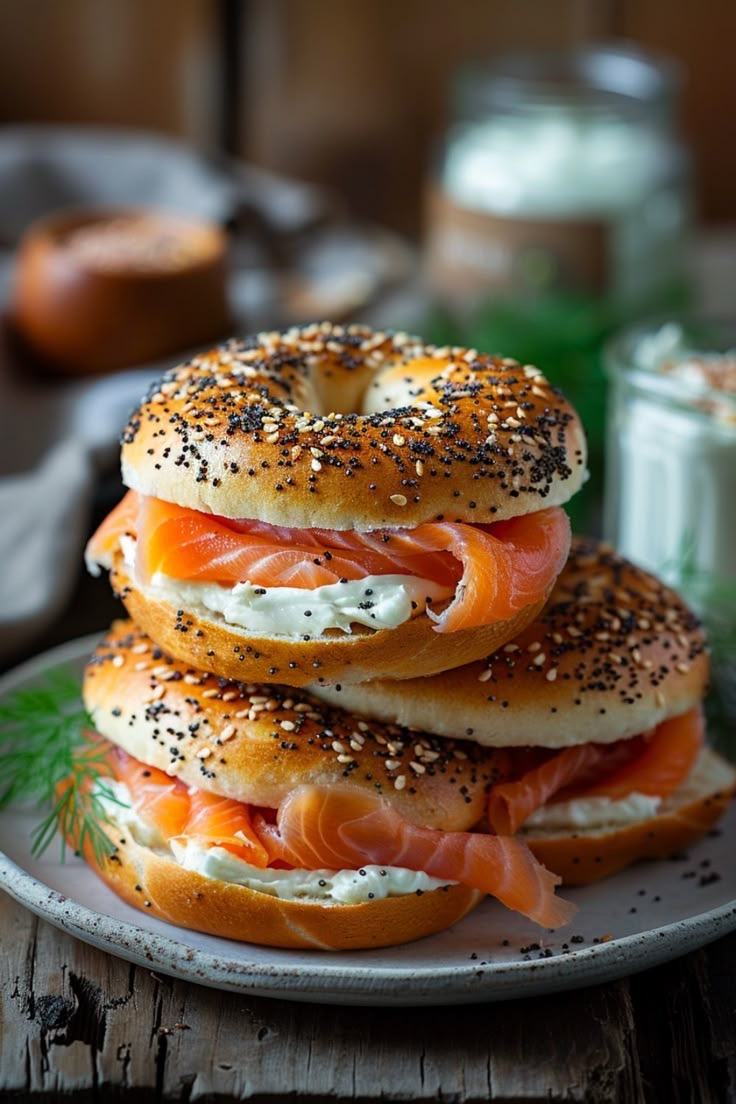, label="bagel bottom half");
[74,819,483,951]
[522,747,736,885]
[111,559,547,686]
